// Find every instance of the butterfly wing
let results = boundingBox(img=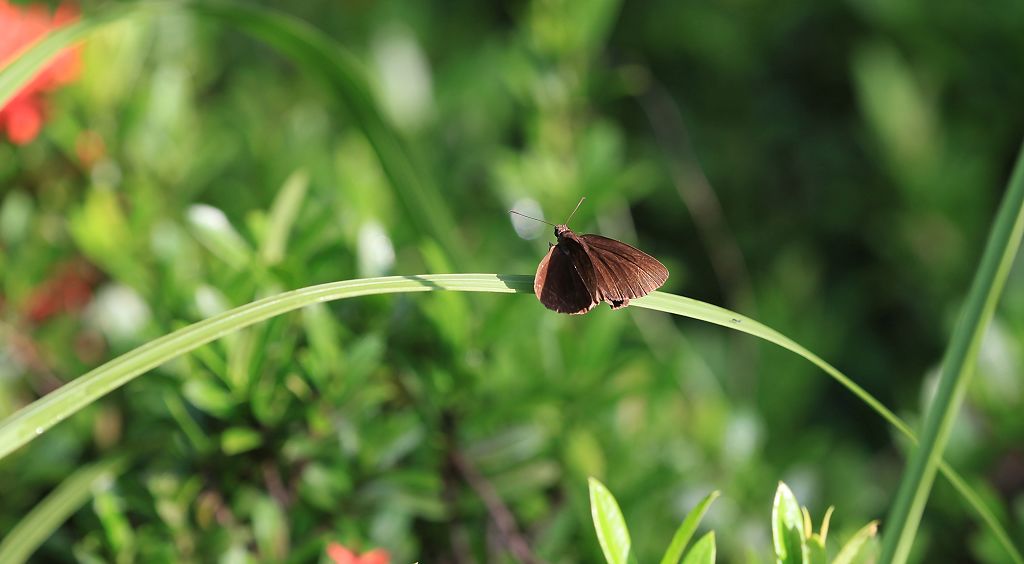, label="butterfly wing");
[535,242,599,314]
[579,234,669,305]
